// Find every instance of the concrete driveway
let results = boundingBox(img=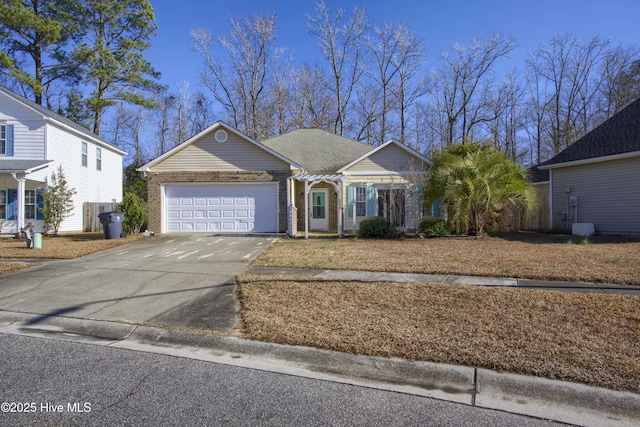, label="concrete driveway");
[0,234,278,332]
